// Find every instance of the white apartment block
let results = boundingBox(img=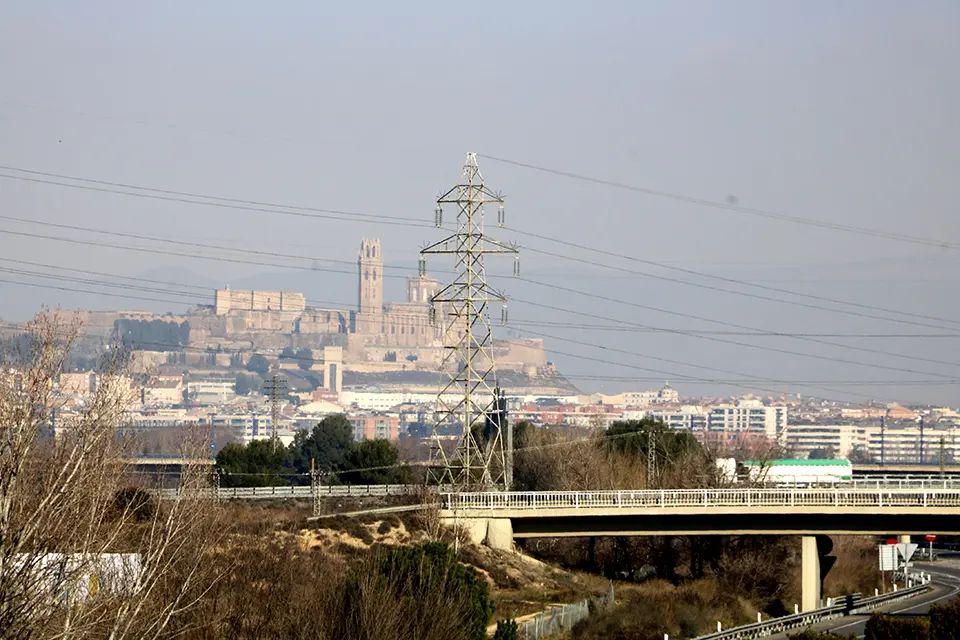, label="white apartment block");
[186,381,236,405]
[339,390,438,411]
[863,423,960,464]
[648,405,708,431]
[783,424,869,459]
[706,400,787,439]
[340,390,500,411]
[783,422,960,463]
[622,384,679,408]
[203,413,296,446]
